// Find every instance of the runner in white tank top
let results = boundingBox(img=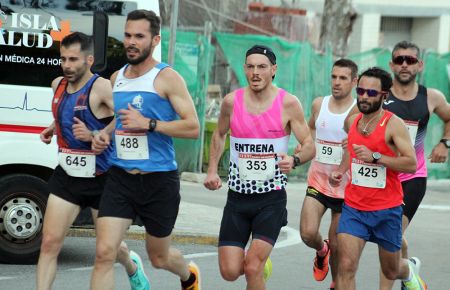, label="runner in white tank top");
[299,59,358,290]
[204,45,315,290]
